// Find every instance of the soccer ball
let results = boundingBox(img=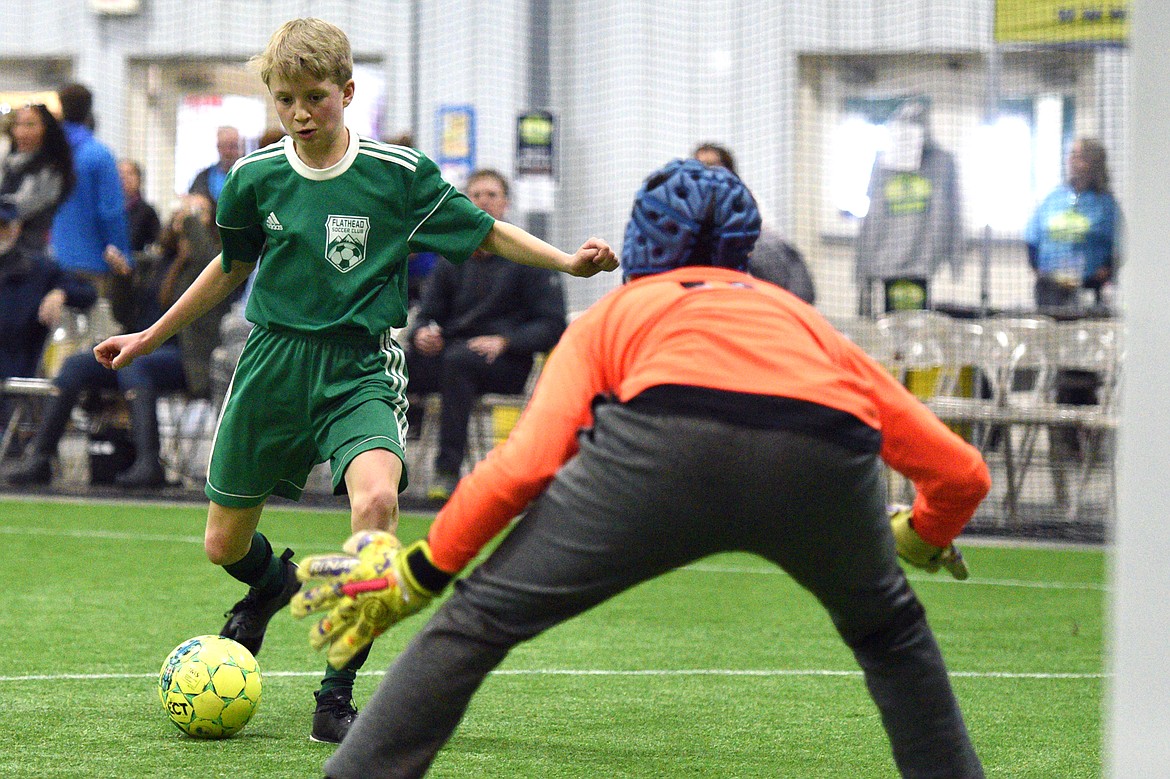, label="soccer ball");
[158,635,262,738]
